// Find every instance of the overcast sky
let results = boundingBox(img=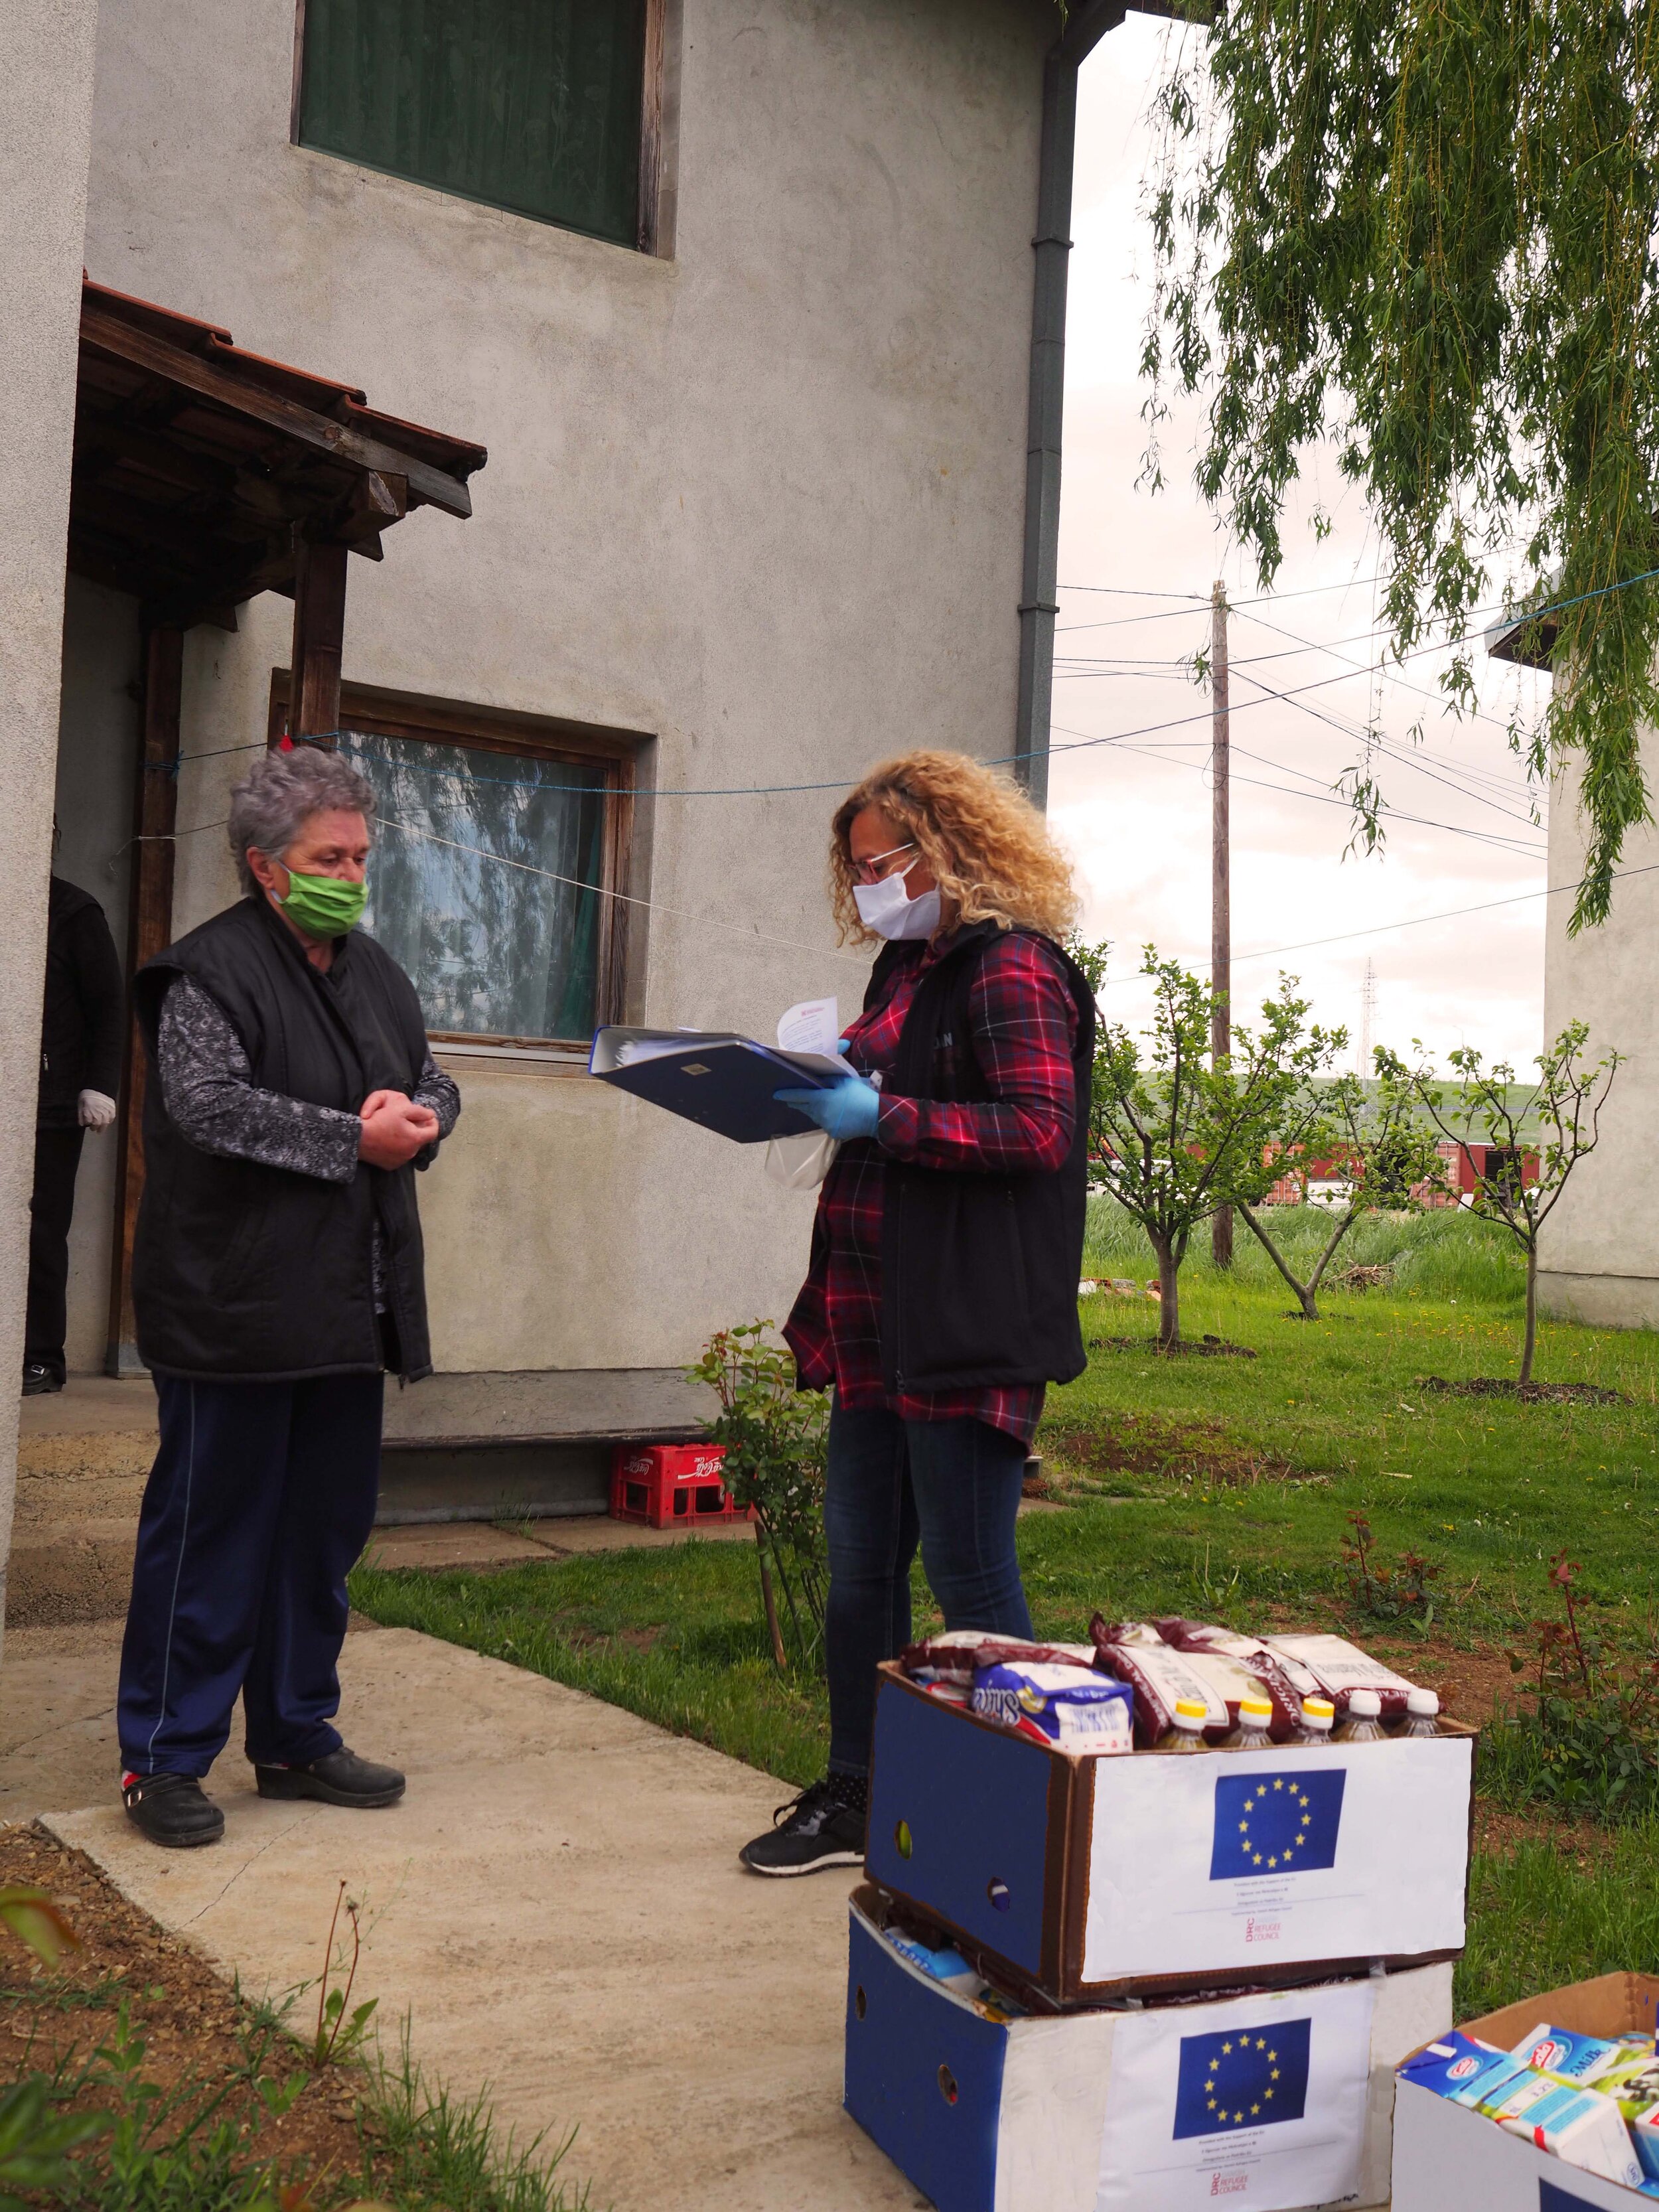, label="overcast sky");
[1047,23,1554,1074]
